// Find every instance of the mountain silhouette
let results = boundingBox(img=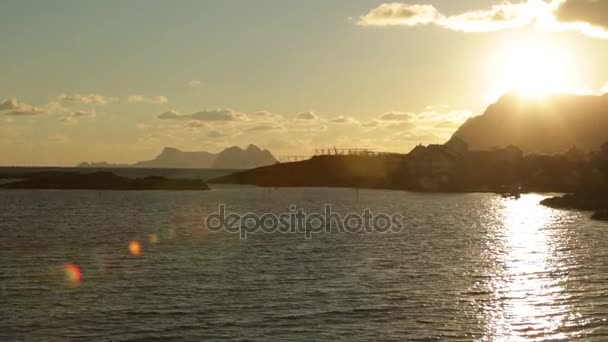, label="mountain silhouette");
[453,93,608,153]
[80,145,278,169]
[211,144,277,169]
[133,147,216,168]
